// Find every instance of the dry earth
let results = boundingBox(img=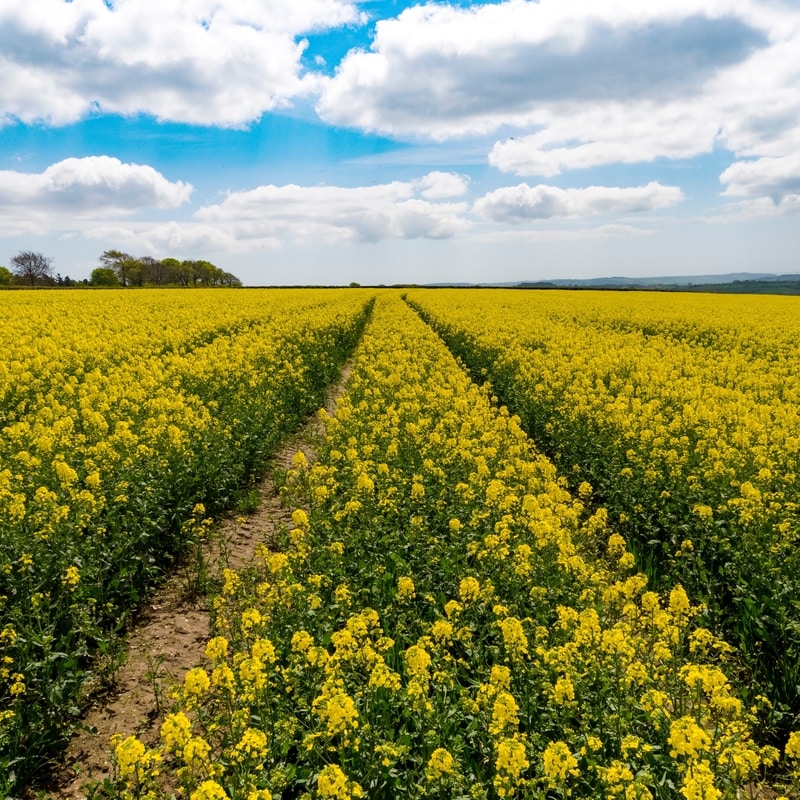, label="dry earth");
[45,366,351,799]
